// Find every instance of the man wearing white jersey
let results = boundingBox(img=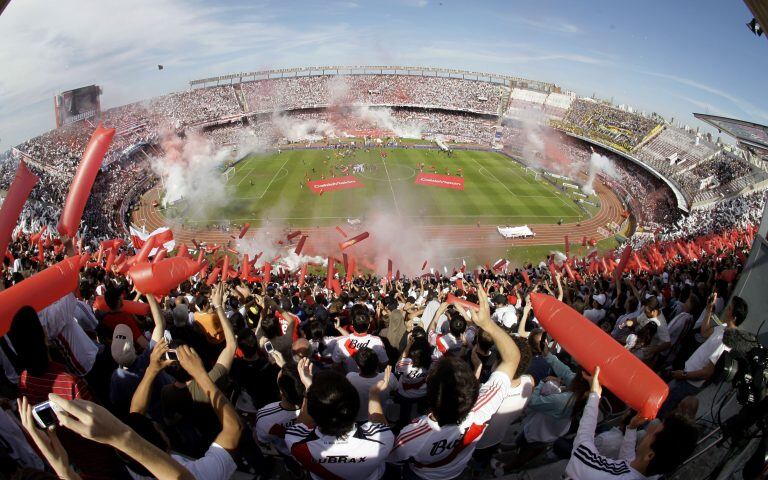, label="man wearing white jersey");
[387,285,521,480]
[285,361,394,480]
[332,310,388,372]
[564,367,698,479]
